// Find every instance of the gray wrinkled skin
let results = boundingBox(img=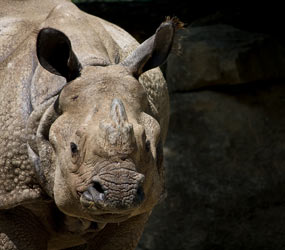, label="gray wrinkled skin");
[0,0,177,249]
